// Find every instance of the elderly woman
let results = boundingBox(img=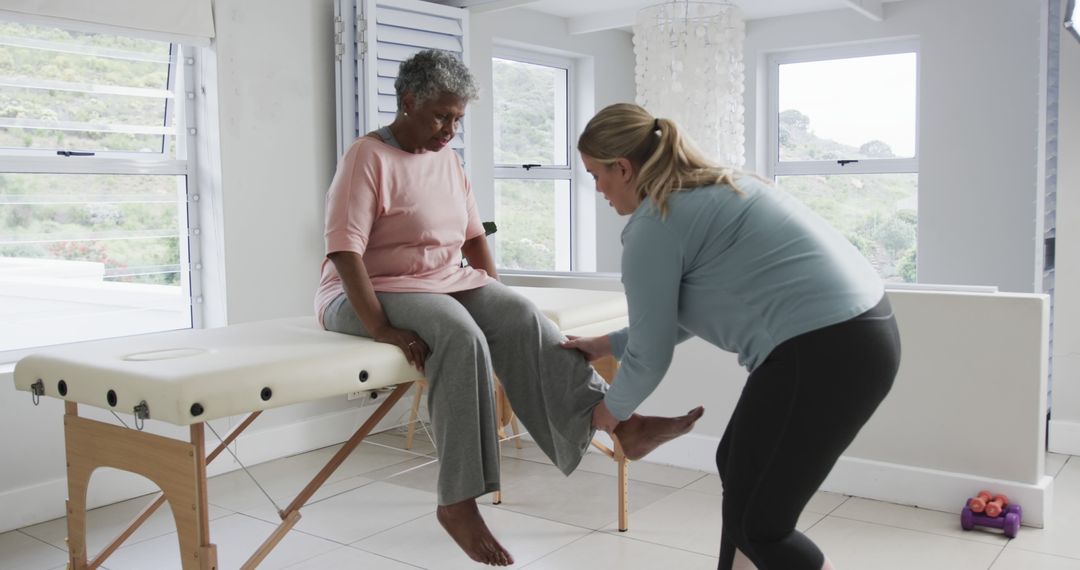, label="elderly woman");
[314,51,703,566]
